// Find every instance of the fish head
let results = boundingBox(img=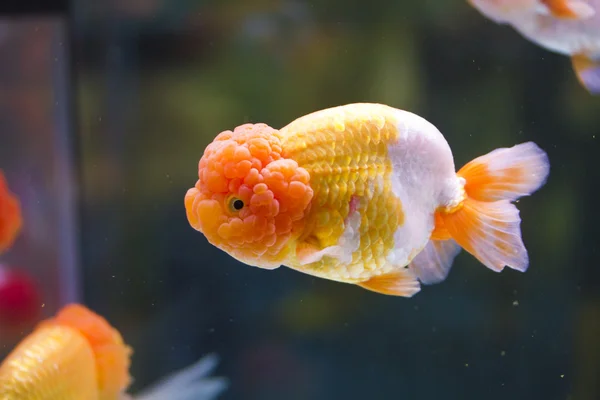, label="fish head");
[468,0,540,22]
[185,123,314,269]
